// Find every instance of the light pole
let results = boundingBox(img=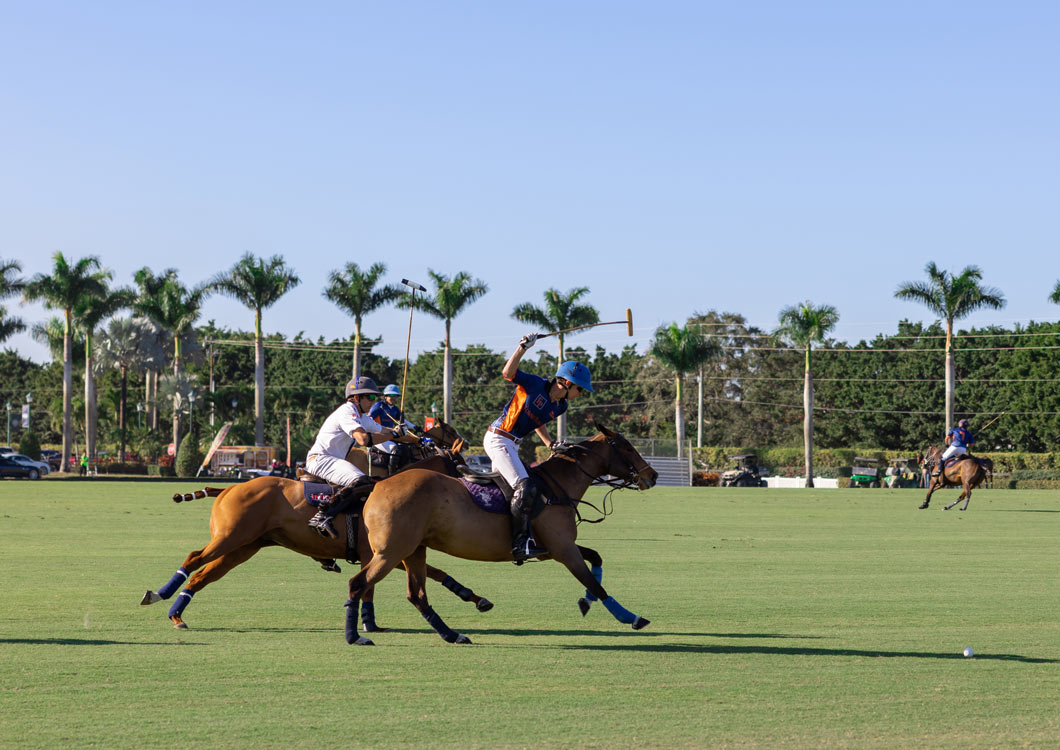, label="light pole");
[24,392,32,431]
[188,391,196,439]
[5,402,10,446]
[137,401,144,429]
